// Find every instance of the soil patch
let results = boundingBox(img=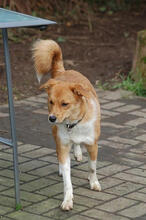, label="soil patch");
[0,10,146,104]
